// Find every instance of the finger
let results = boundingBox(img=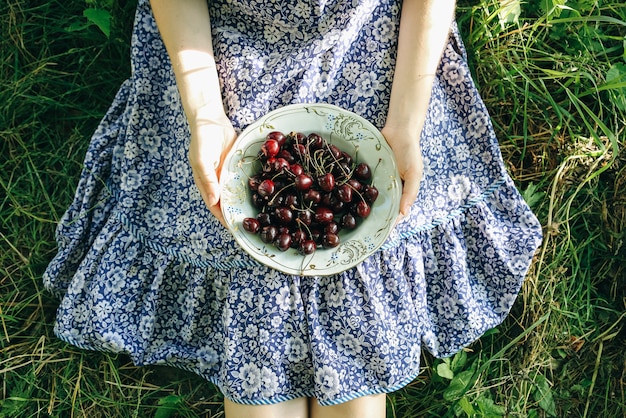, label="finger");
[193,160,220,201]
[208,202,227,227]
[398,167,422,217]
